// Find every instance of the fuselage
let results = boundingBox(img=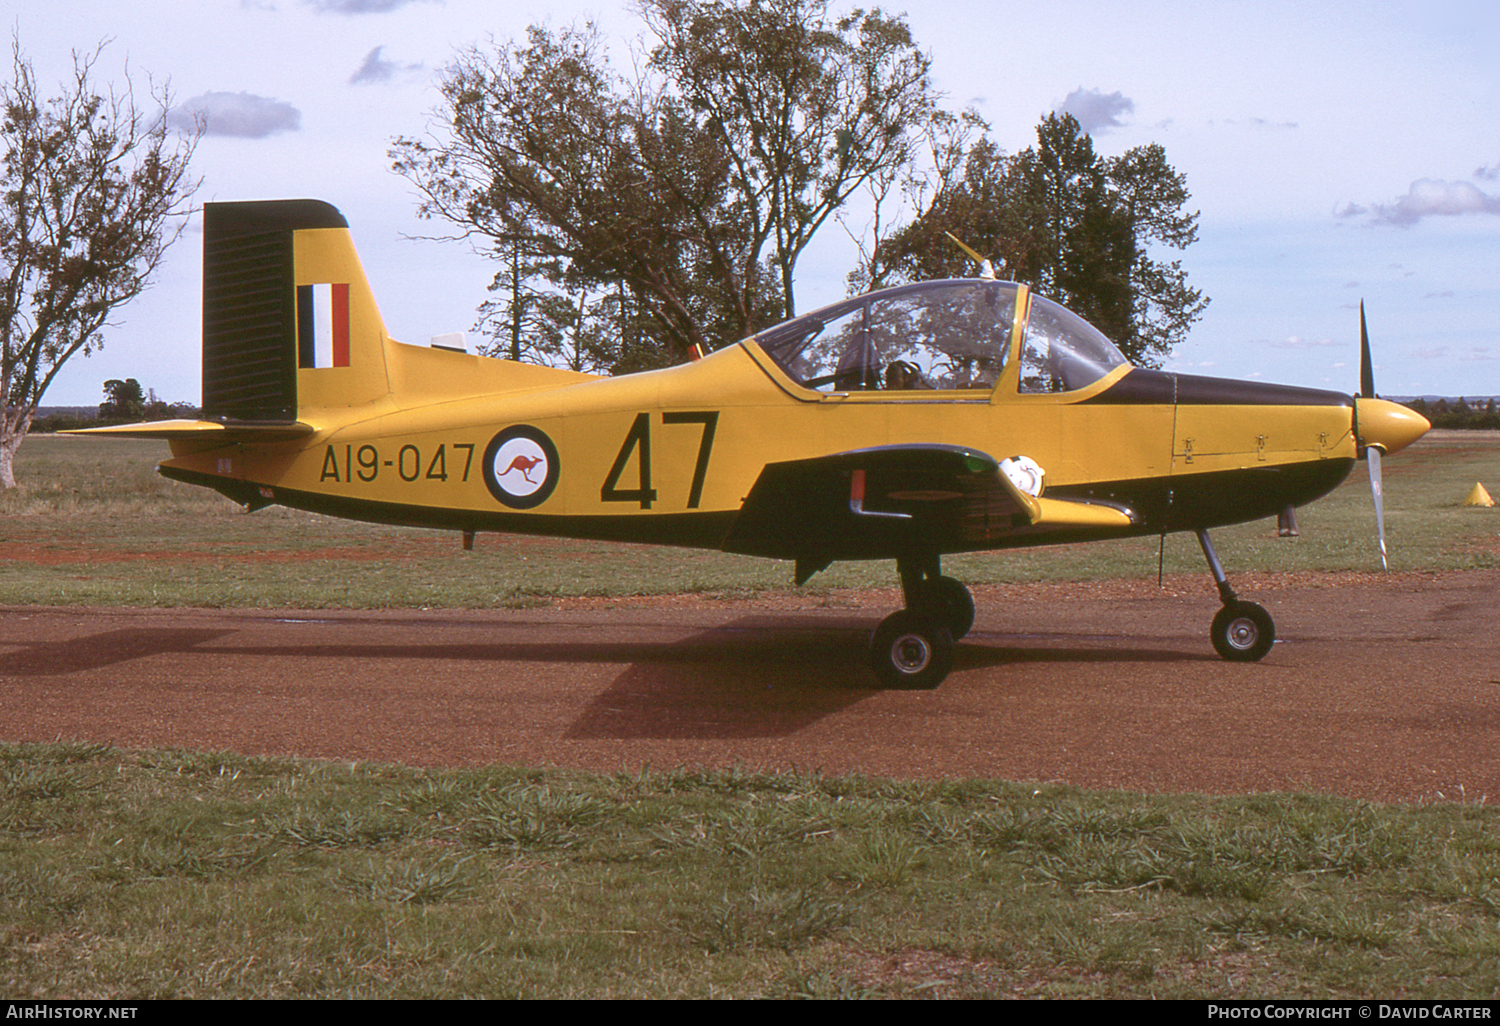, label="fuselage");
[156,334,1385,556]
